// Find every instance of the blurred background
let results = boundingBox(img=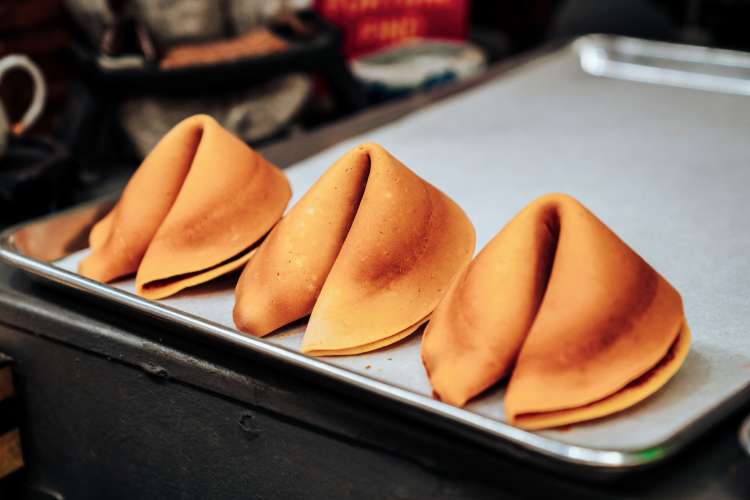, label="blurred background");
[1,0,749,227]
